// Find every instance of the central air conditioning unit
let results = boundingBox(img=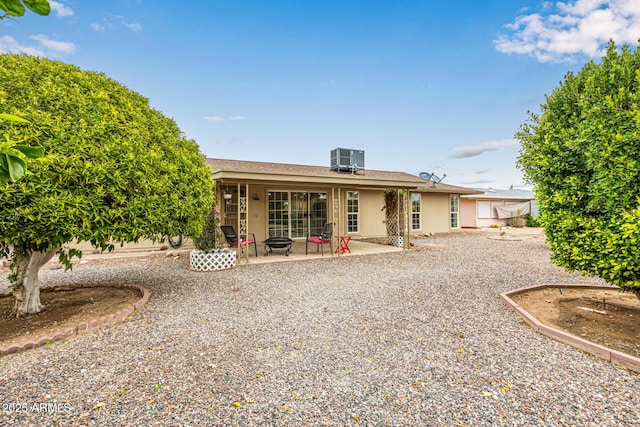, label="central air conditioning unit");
[330,148,365,174]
